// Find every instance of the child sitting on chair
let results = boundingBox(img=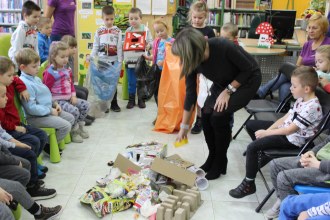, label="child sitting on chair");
[43,42,90,143]
[229,66,323,199]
